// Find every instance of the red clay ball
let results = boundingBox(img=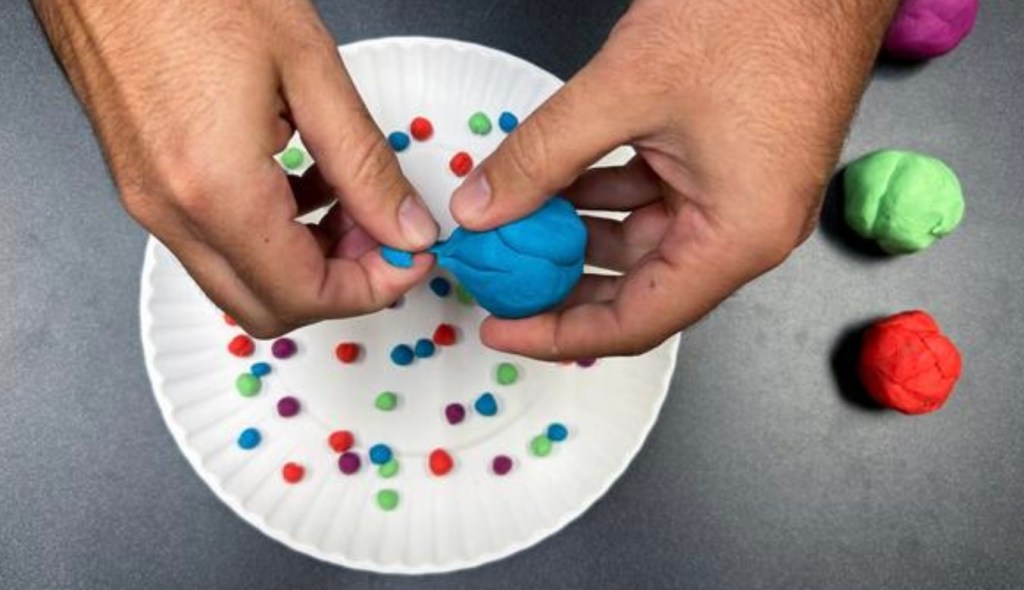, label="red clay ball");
[335,342,360,364]
[858,310,962,415]
[432,323,457,346]
[410,116,434,141]
[227,334,255,357]
[429,448,454,476]
[449,152,473,177]
[223,312,237,326]
[328,430,354,453]
[281,462,305,484]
